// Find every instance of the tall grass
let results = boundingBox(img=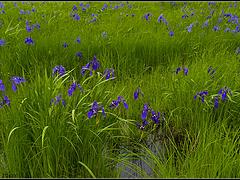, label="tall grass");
[1,1,240,178]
